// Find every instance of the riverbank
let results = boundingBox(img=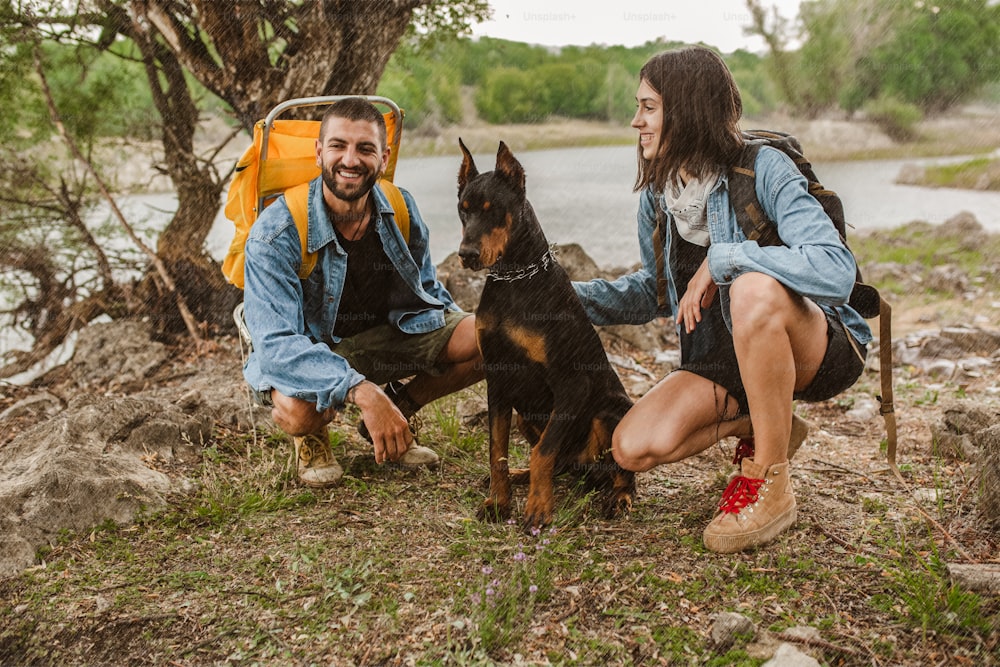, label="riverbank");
[398,107,1000,162]
[128,107,992,196]
[2,220,998,665]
